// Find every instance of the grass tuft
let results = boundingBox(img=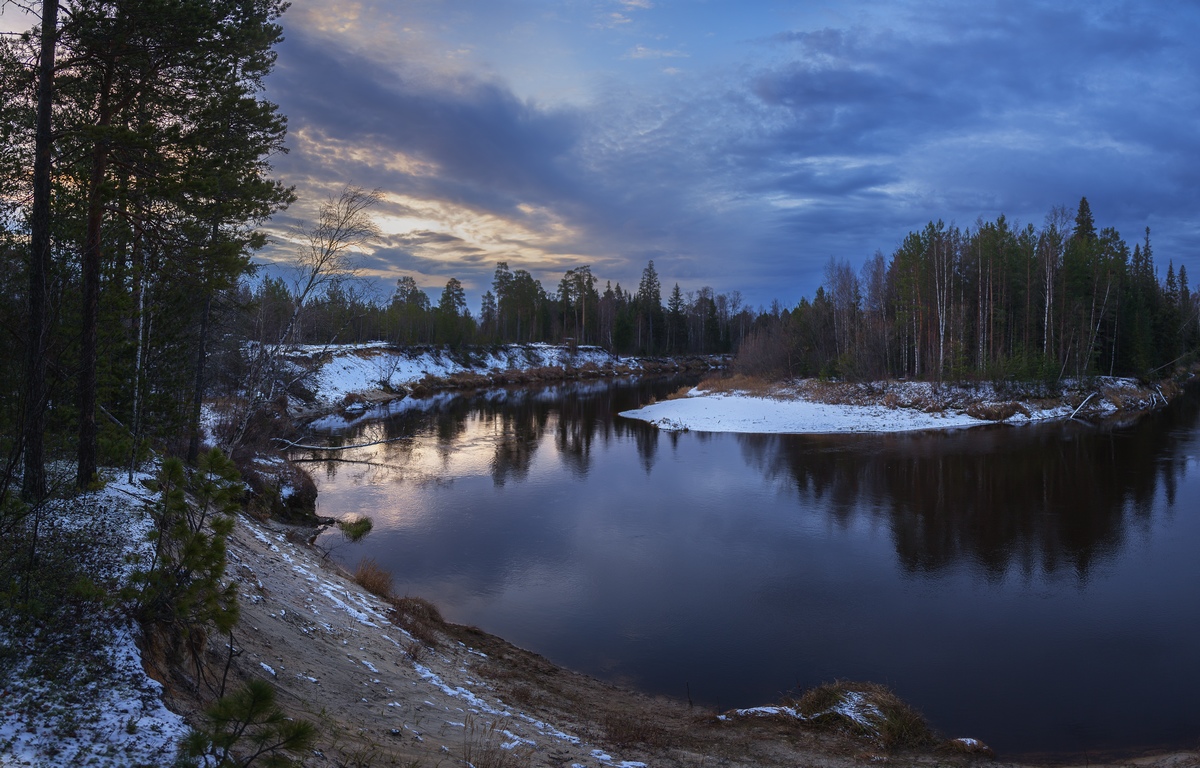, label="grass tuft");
[602,710,665,748]
[337,515,373,542]
[461,715,532,768]
[352,558,393,599]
